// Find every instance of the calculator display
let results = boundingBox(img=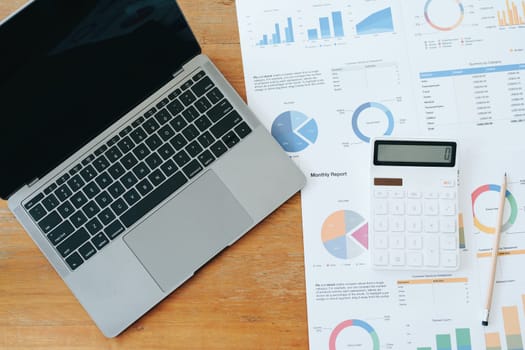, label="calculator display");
[374,140,456,167]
